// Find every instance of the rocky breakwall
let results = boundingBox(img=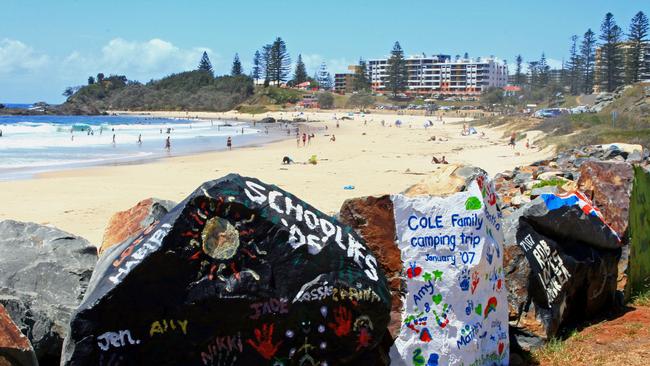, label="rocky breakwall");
[495,143,647,350]
[0,220,97,364]
[62,174,392,365]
